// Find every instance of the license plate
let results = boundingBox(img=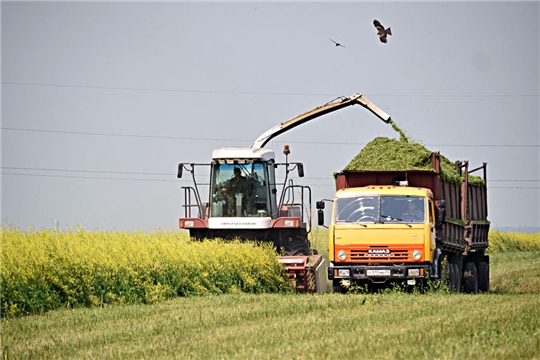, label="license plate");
[367,269,391,276]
